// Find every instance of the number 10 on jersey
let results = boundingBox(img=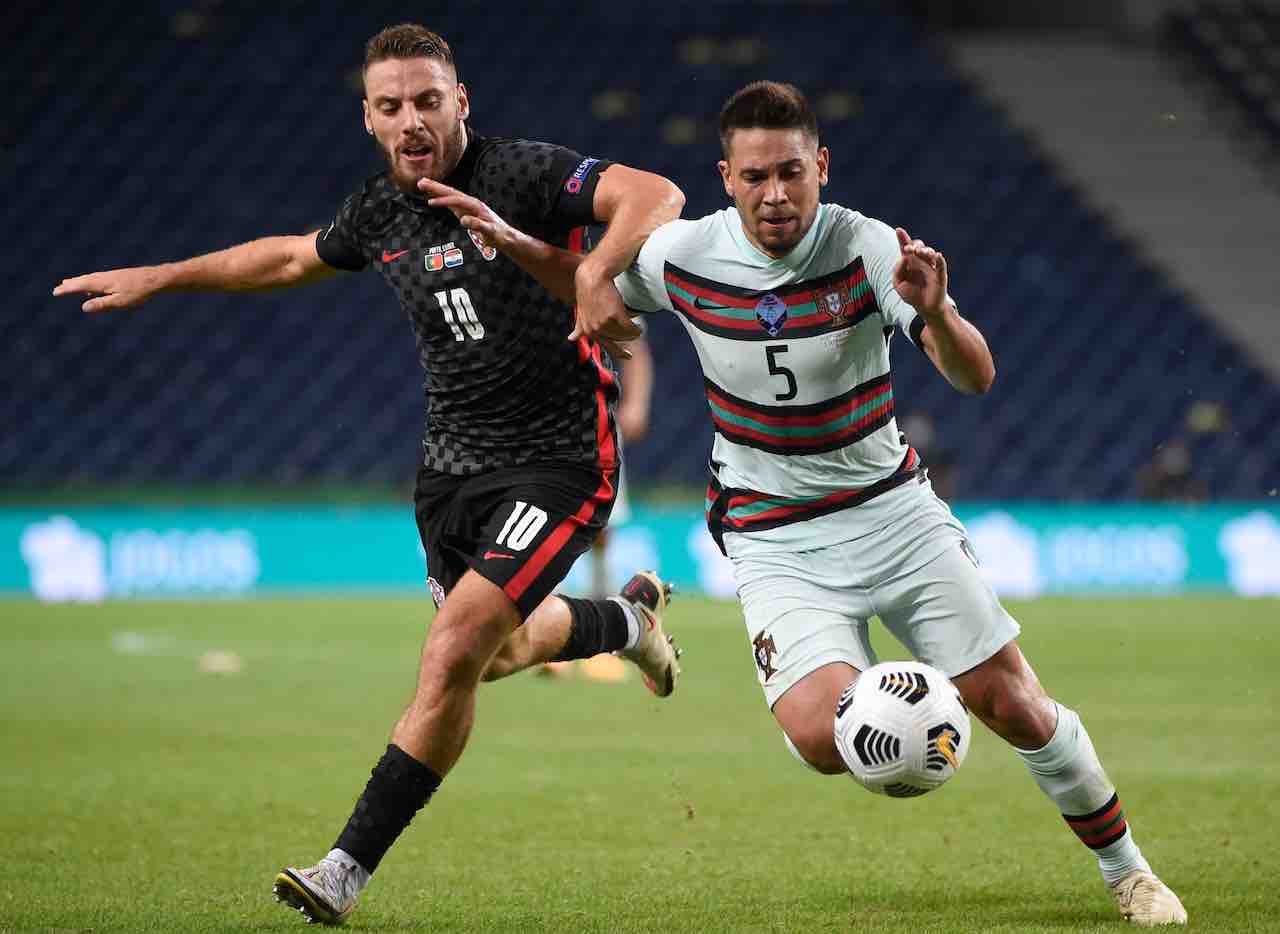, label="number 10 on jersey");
[433,288,485,341]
